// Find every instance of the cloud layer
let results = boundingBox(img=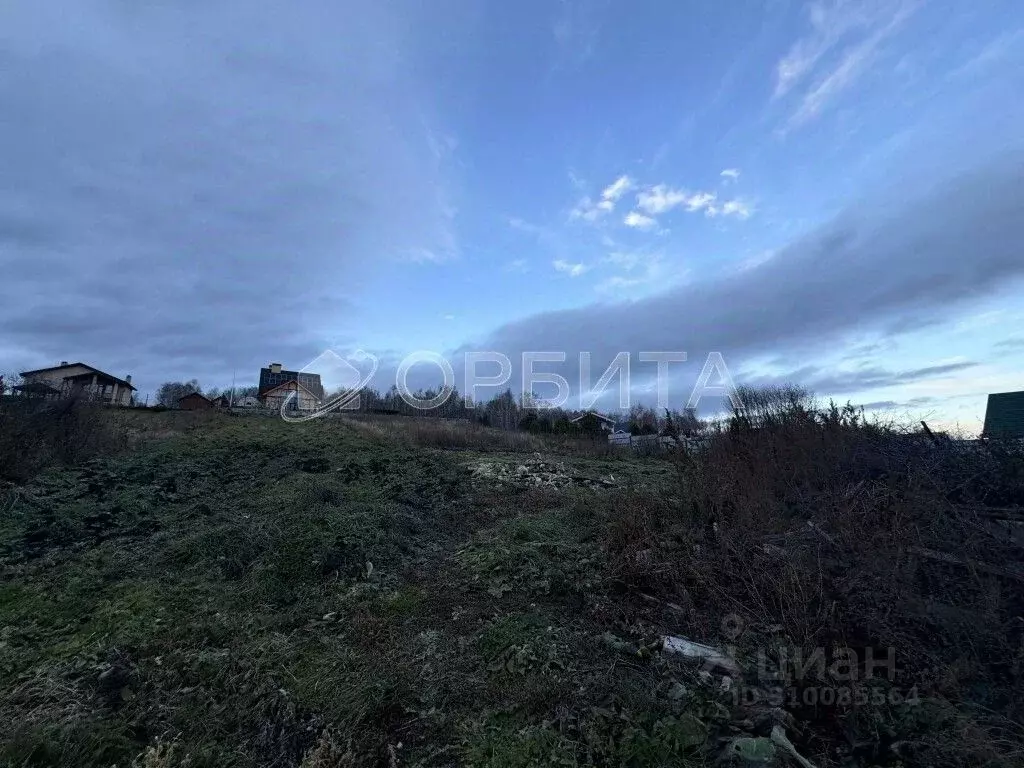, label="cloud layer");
[477,155,1024,395]
[0,2,455,390]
